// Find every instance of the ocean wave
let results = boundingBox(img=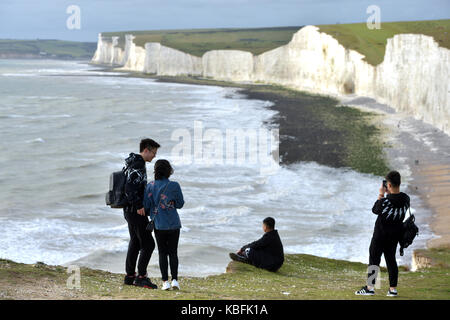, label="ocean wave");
[26,137,45,144]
